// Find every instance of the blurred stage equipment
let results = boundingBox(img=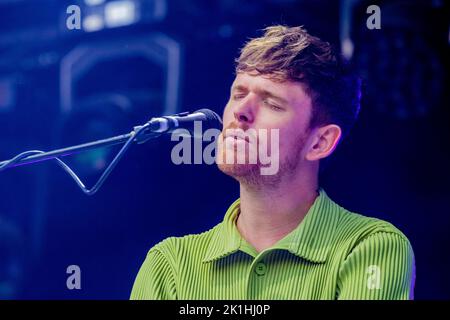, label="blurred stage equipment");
[340,0,447,119]
[0,216,25,299]
[78,0,167,32]
[0,0,179,269]
[58,32,182,176]
[0,77,15,113]
[60,32,181,116]
[58,0,180,179]
[55,94,134,177]
[0,0,185,300]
